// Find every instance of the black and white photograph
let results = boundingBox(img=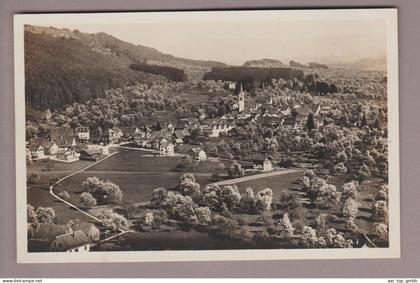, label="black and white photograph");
[14,9,400,262]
